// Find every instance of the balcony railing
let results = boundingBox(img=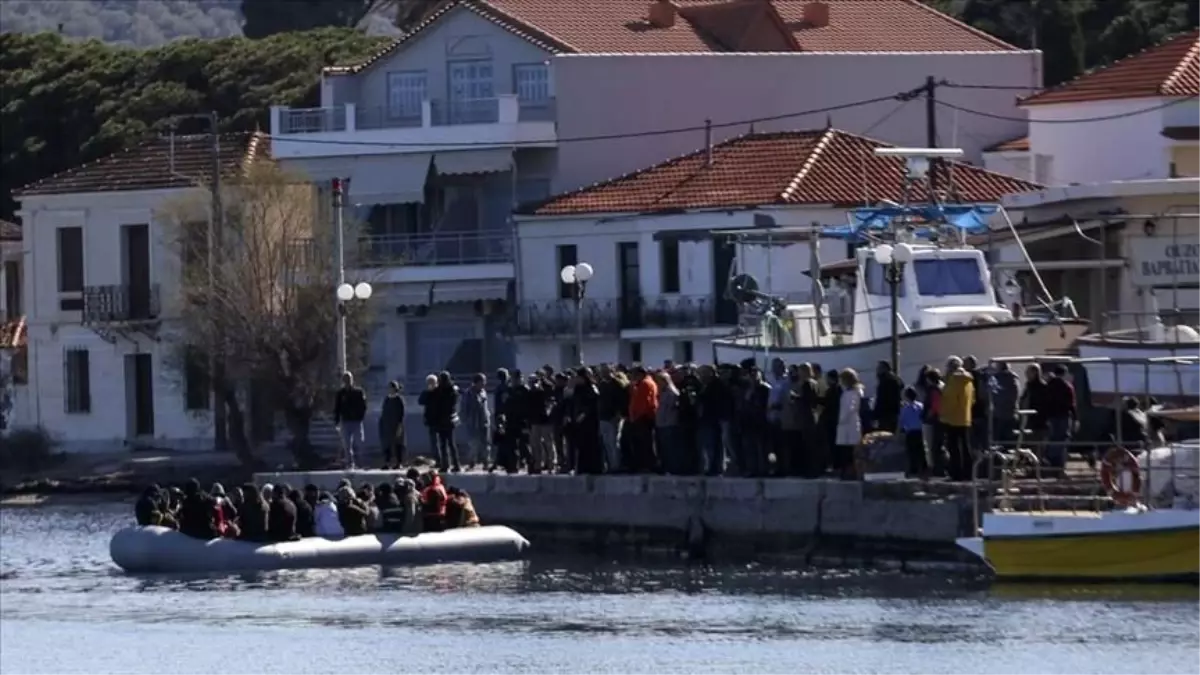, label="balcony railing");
[621,295,728,329]
[511,294,755,337]
[82,284,161,323]
[355,232,513,267]
[511,299,622,338]
[274,96,557,135]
